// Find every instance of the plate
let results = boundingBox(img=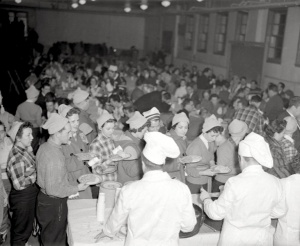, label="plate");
[195,164,210,171]
[180,155,202,164]
[210,165,231,174]
[78,174,101,185]
[111,153,131,162]
[98,166,117,175]
[74,152,95,161]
